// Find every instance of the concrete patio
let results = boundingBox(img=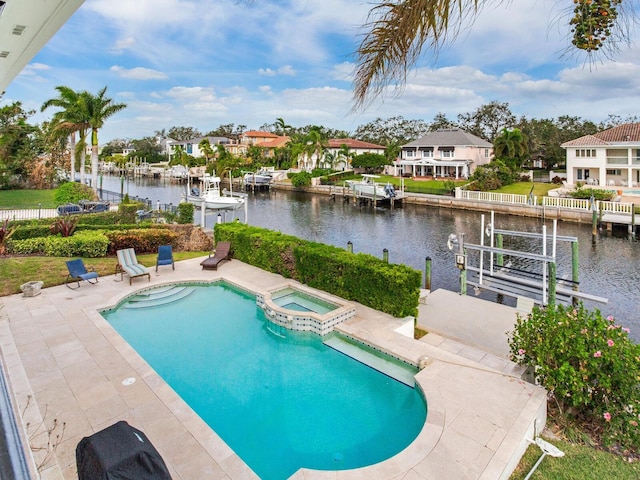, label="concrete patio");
[0,257,546,479]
